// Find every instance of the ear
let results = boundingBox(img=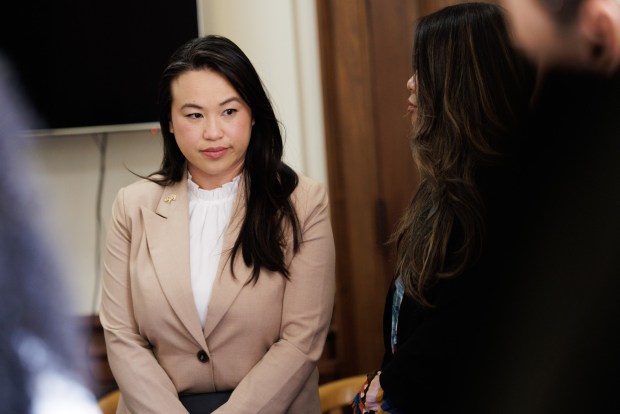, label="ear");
[579,0,620,73]
[169,119,174,134]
